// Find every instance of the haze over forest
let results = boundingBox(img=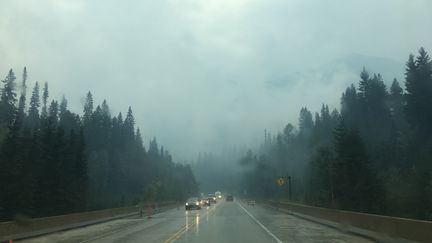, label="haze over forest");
[1,0,432,160]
